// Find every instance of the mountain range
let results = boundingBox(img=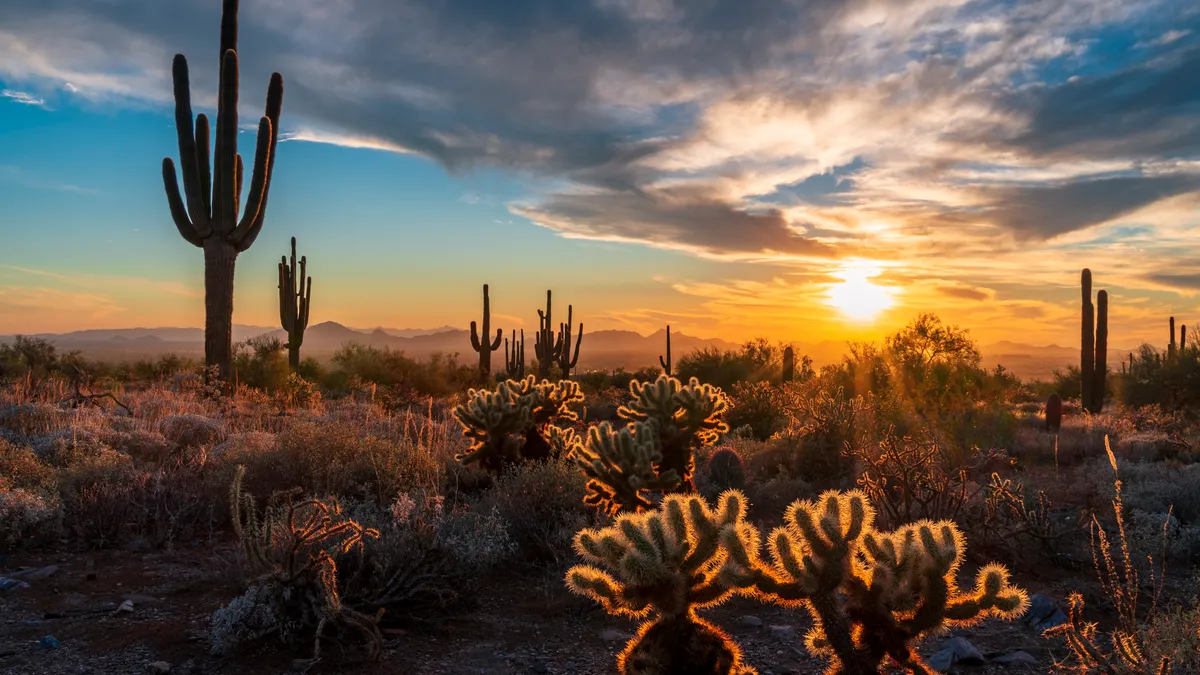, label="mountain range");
[0,324,1137,381]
